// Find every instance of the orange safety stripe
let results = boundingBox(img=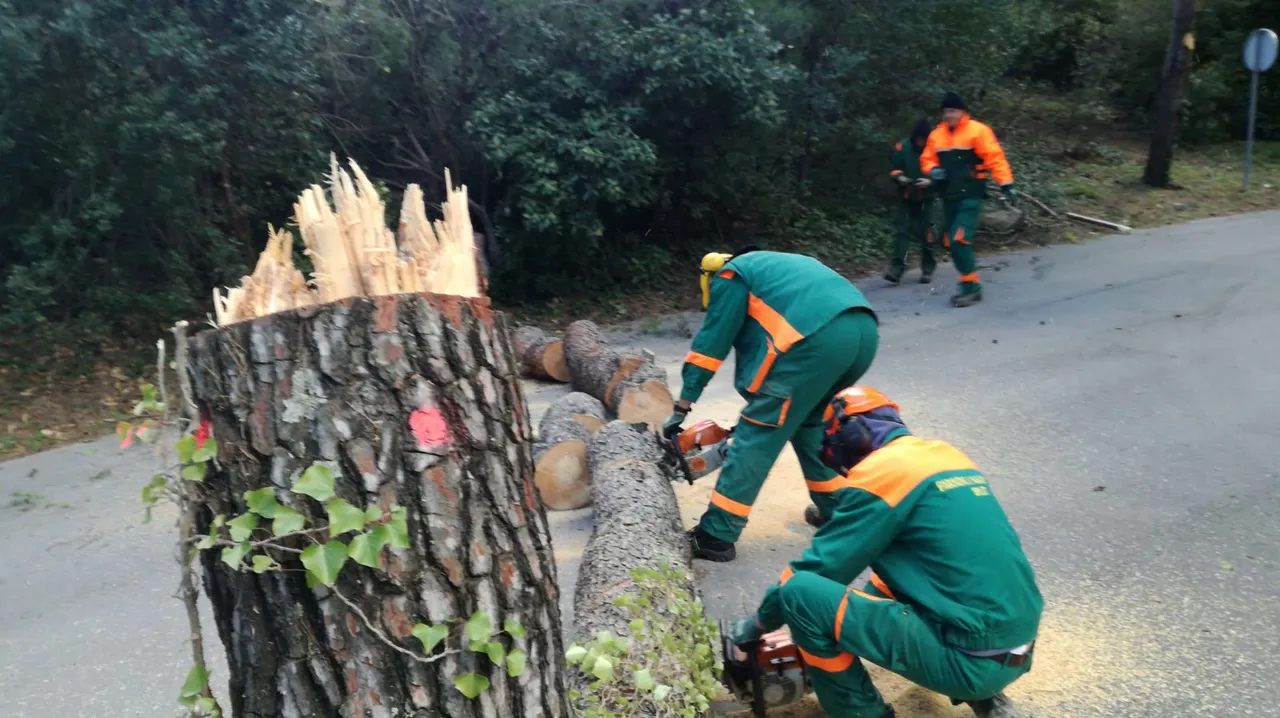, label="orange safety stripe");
[778,398,791,426]
[851,588,888,602]
[834,591,850,642]
[805,476,849,493]
[746,340,778,394]
[799,648,855,673]
[889,169,904,176]
[717,269,737,280]
[954,227,969,245]
[779,566,795,585]
[959,272,980,283]
[869,573,895,599]
[844,436,979,508]
[747,296,804,352]
[709,491,751,518]
[685,351,723,372]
